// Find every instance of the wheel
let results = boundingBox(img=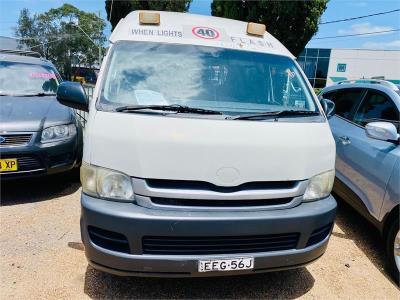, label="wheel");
[386,217,400,284]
